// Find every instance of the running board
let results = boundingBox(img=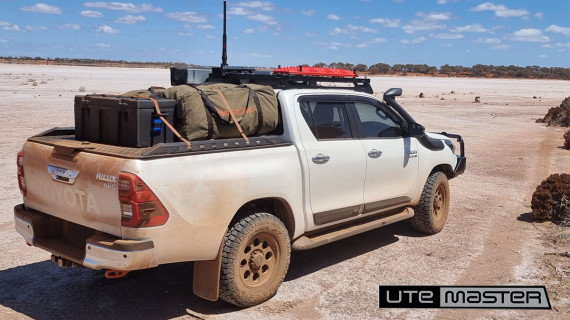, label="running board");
[292,207,414,251]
